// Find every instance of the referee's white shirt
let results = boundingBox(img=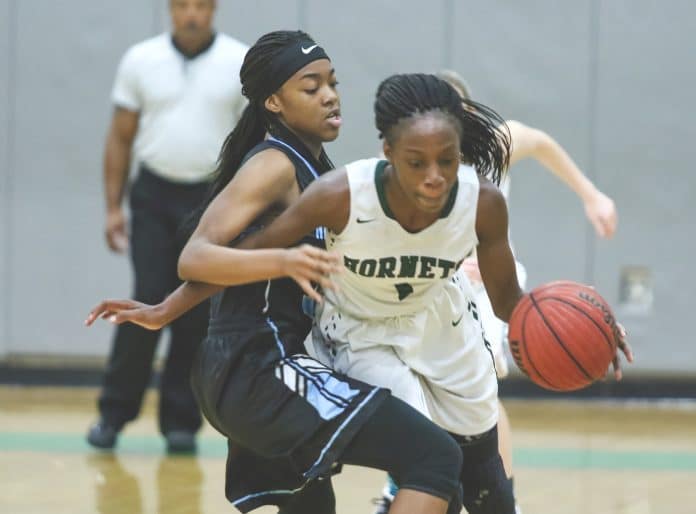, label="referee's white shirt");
[112,33,248,183]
